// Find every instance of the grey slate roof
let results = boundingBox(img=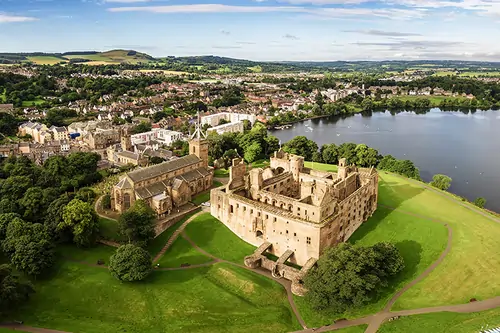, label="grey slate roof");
[115,177,132,189]
[135,180,170,199]
[127,154,201,183]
